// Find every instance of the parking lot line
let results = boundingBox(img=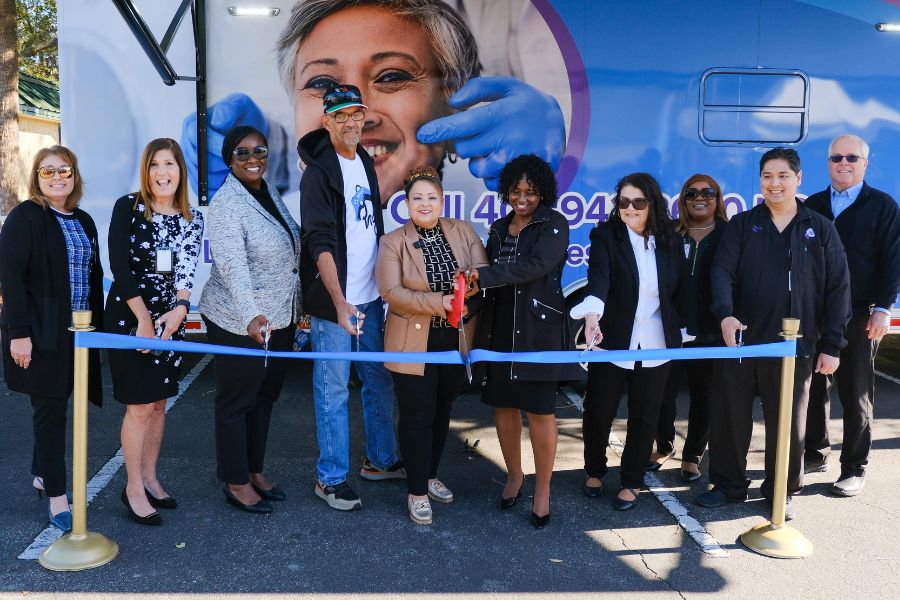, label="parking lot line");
[563,388,729,558]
